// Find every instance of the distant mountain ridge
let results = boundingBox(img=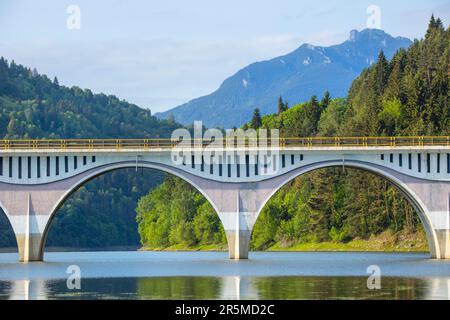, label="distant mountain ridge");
[156,29,412,128]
